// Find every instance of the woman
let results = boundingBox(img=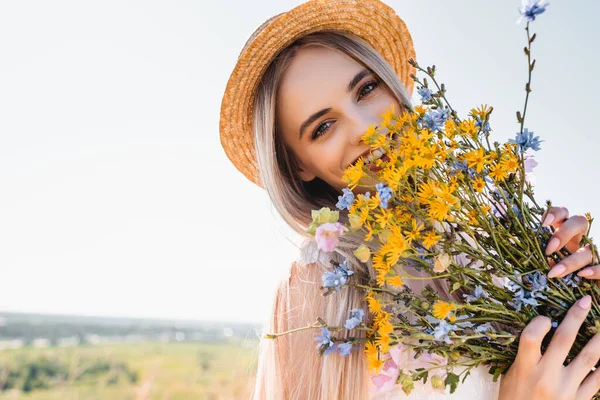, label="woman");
[219,0,600,398]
